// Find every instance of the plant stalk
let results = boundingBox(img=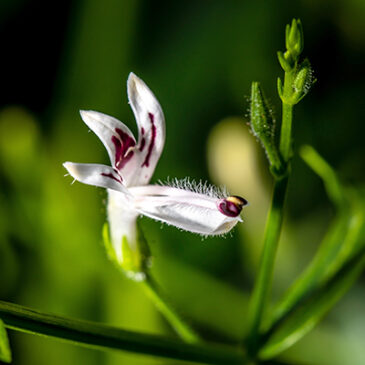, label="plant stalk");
[0,300,245,364]
[247,176,288,354]
[279,70,295,162]
[248,63,295,354]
